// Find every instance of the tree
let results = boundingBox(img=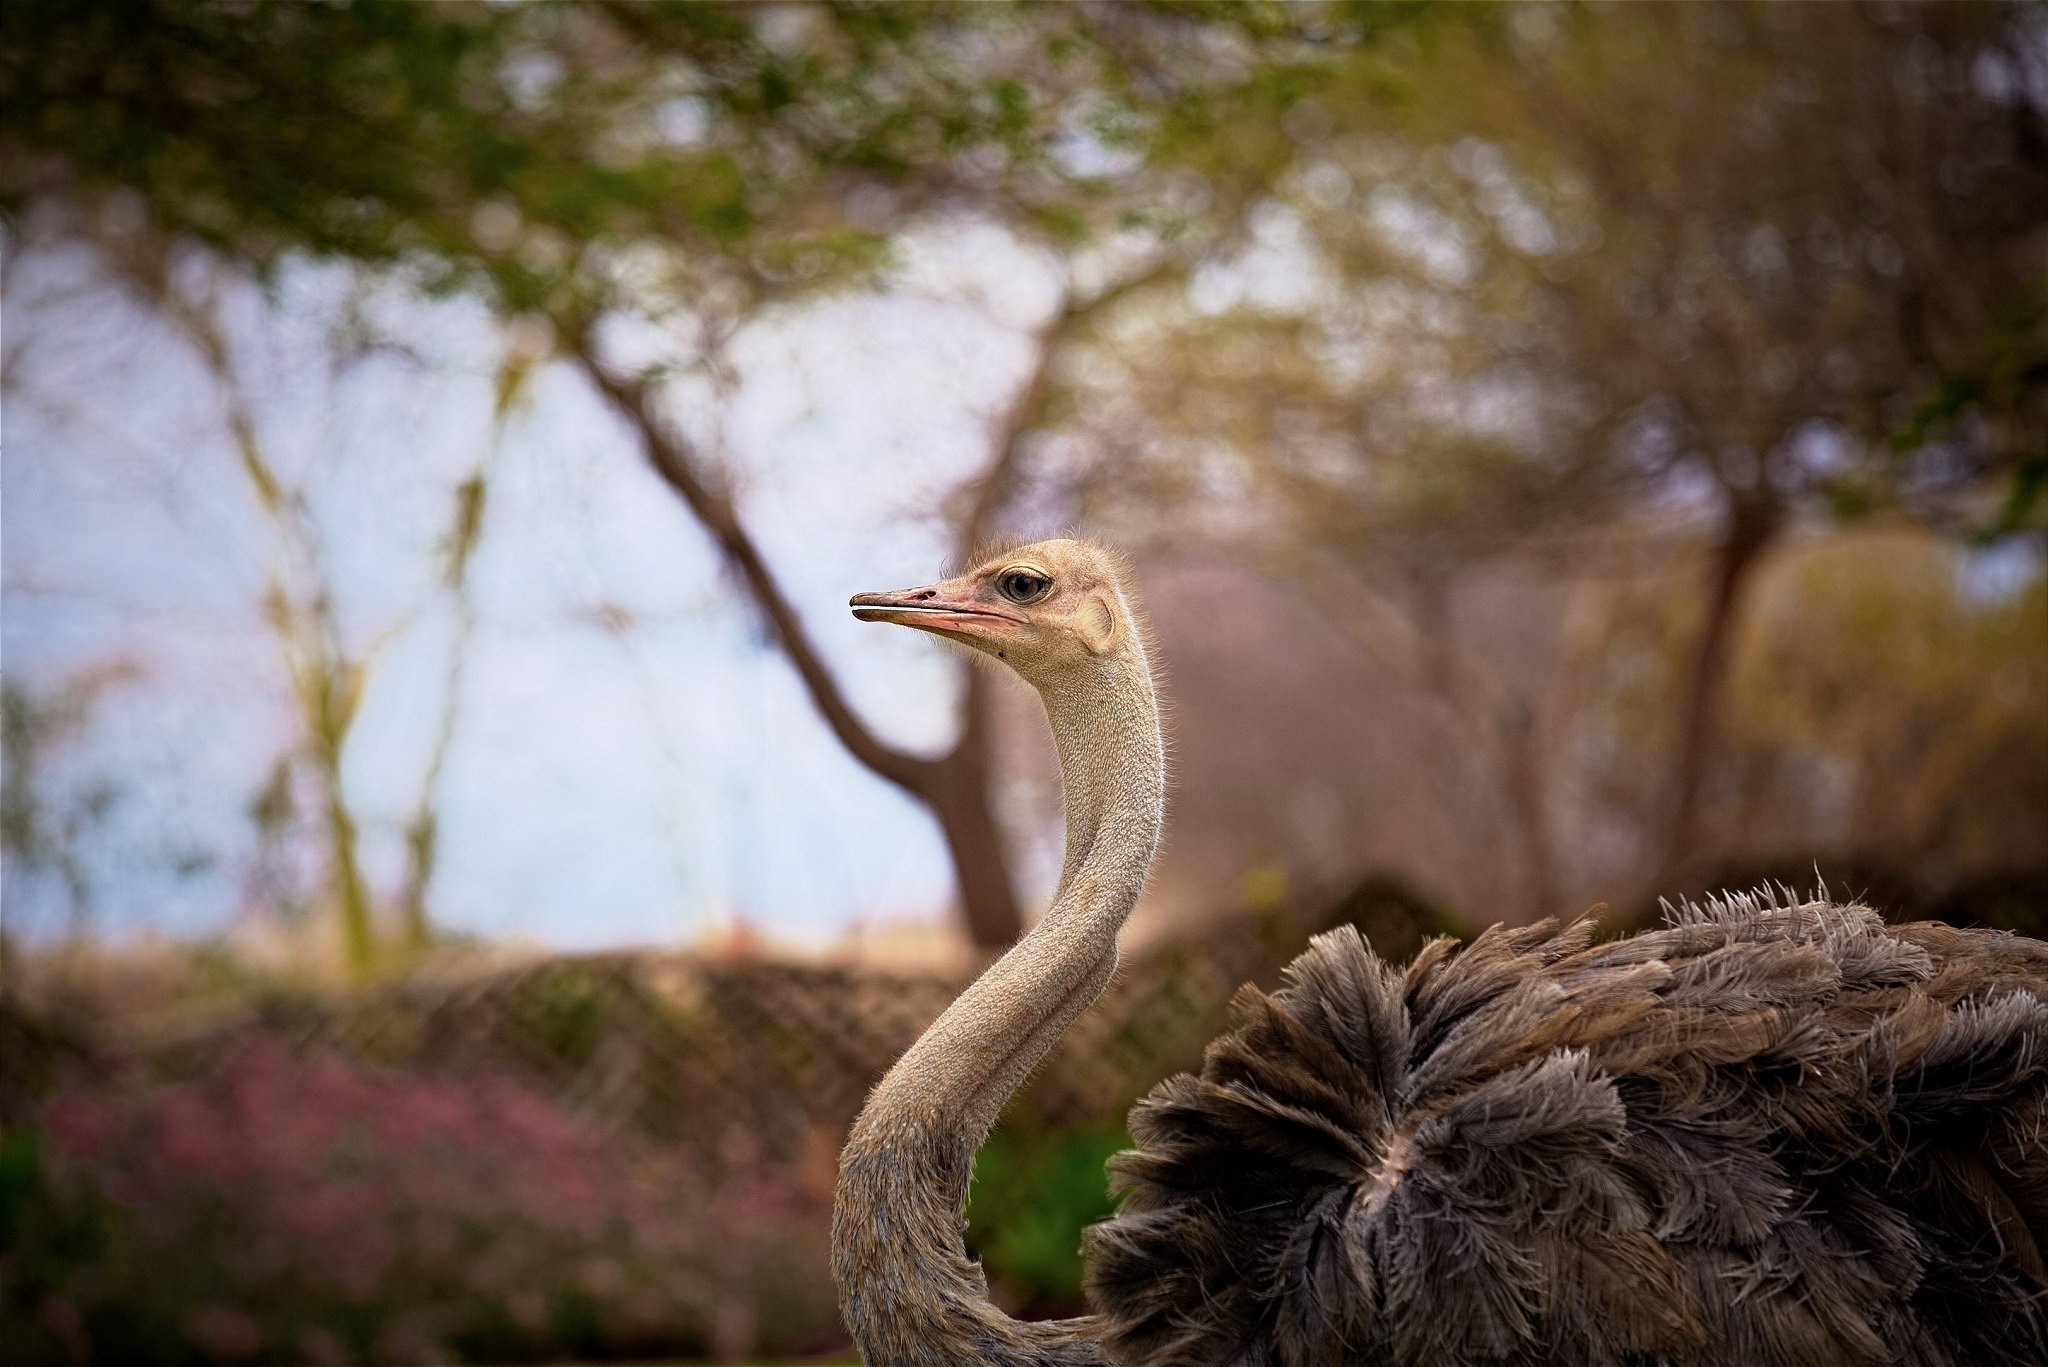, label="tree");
[1062,1,2048,915]
[0,663,136,953]
[1,215,528,977]
[2,0,1354,945]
